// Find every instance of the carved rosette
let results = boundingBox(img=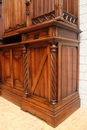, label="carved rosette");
[50,44,58,104]
[23,45,29,97]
